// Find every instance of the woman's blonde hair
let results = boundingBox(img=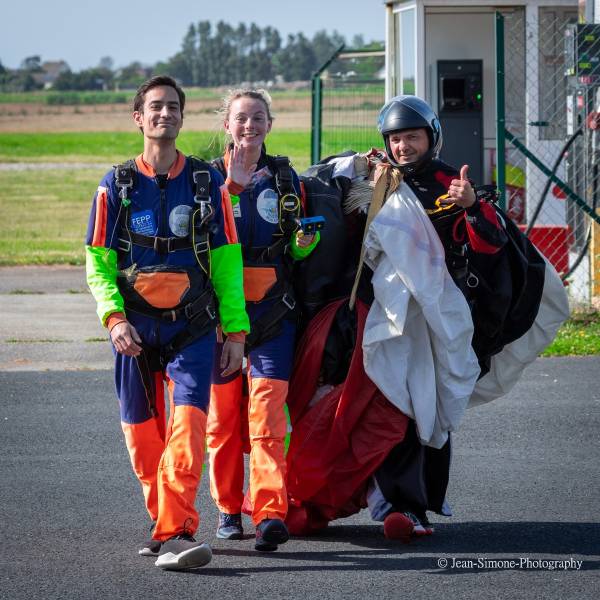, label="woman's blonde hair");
[218,88,275,124]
